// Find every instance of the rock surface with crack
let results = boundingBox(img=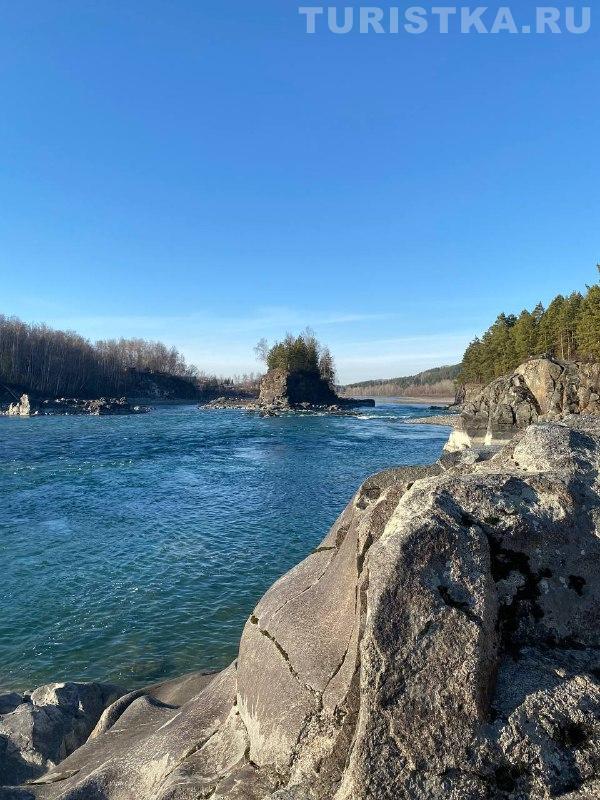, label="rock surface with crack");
[2,418,600,799]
